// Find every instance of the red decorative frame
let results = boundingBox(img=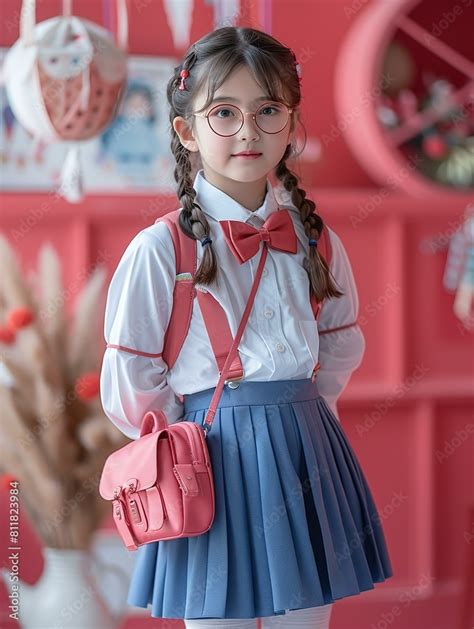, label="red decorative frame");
[334,0,473,198]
